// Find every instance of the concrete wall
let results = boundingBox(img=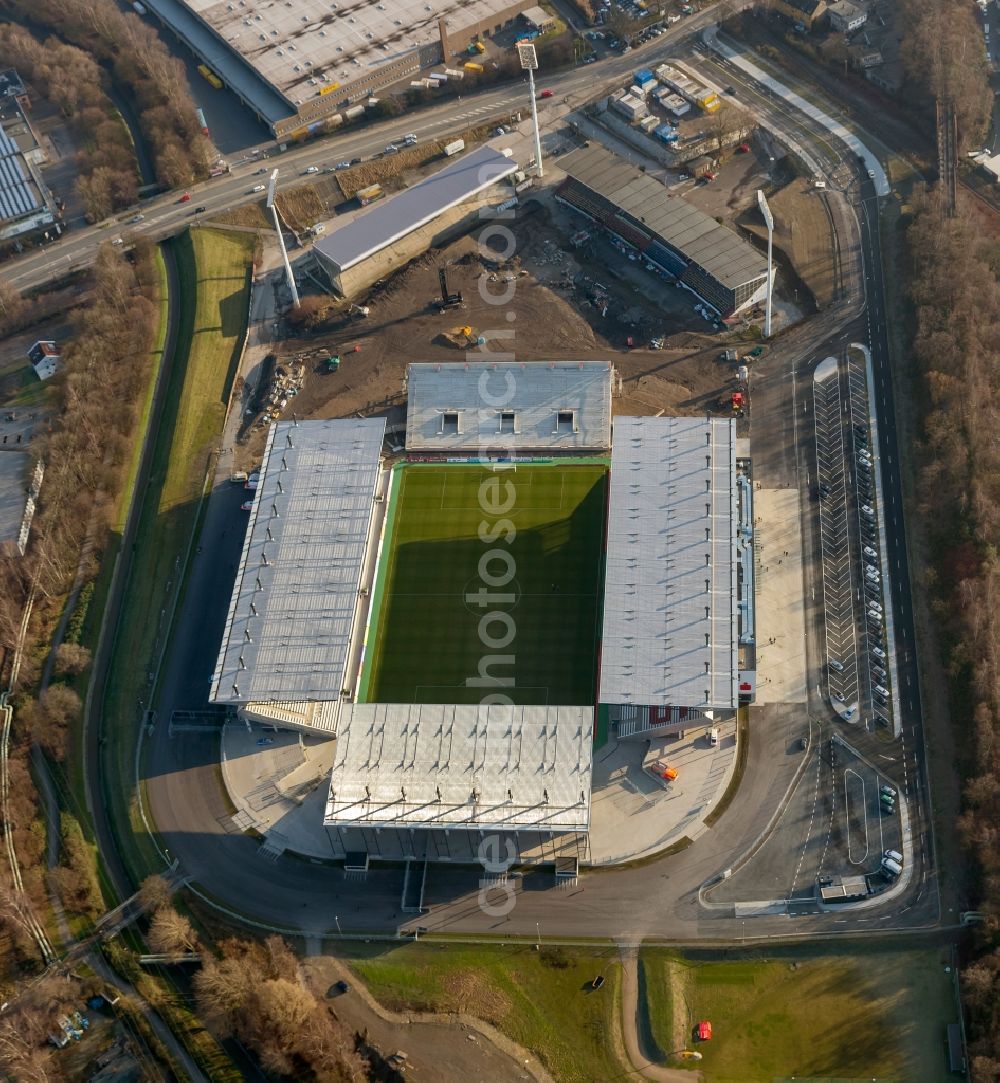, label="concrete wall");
[316,184,513,298]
